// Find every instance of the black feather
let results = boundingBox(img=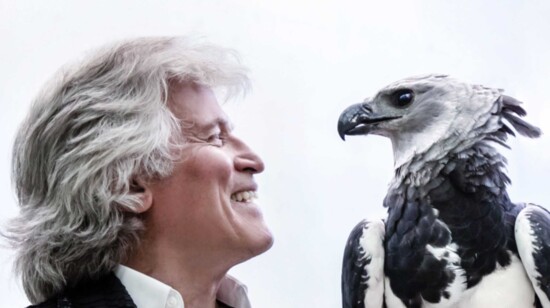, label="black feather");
[502,112,542,138]
[342,220,371,308]
[501,95,527,116]
[498,95,542,138]
[526,206,550,299]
